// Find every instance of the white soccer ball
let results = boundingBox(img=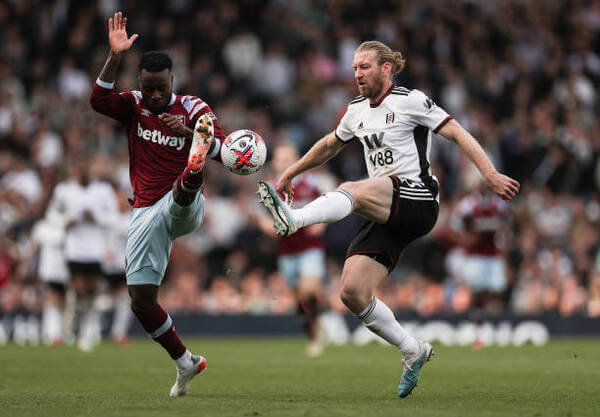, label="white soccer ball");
[220,129,267,175]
